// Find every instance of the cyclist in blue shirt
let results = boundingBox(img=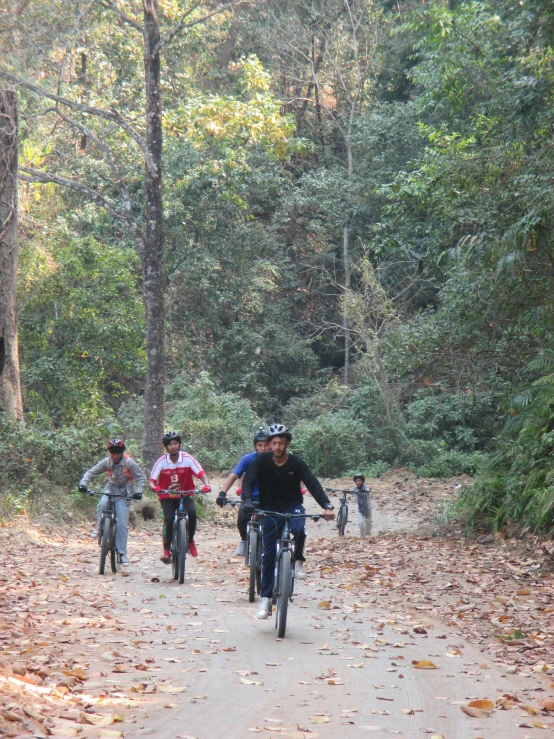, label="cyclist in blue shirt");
[216,427,269,555]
